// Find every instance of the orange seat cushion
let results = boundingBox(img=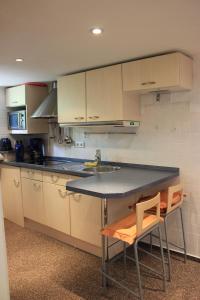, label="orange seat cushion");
[101,211,159,245]
[138,190,182,213]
